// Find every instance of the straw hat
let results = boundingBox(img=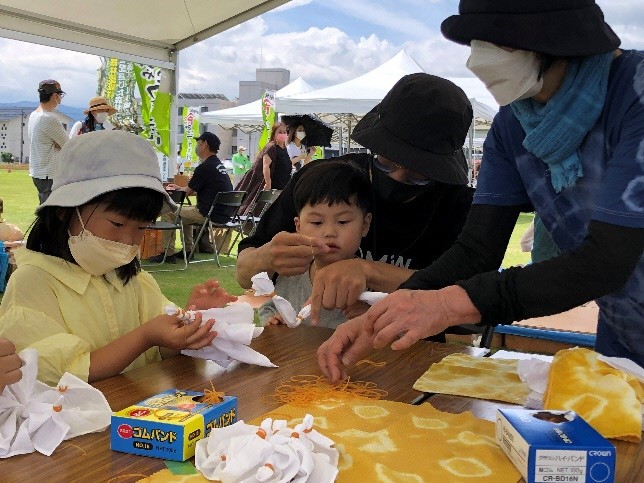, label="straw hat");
[84,96,117,115]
